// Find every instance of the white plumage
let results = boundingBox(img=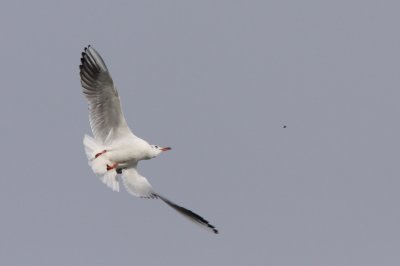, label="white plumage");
[79,45,218,234]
